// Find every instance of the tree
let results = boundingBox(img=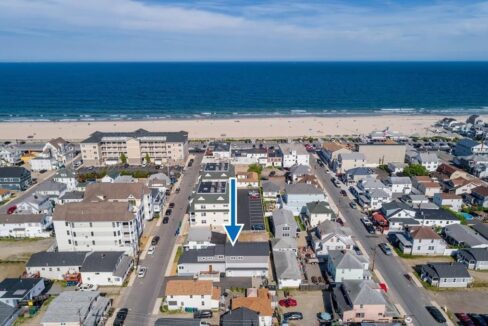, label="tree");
[145,153,151,164]
[120,152,127,164]
[403,164,429,177]
[247,163,263,175]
